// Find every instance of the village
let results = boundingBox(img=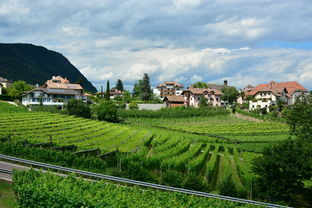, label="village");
[0,75,308,113]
